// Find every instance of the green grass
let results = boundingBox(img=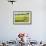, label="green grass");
[15,15,29,22]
